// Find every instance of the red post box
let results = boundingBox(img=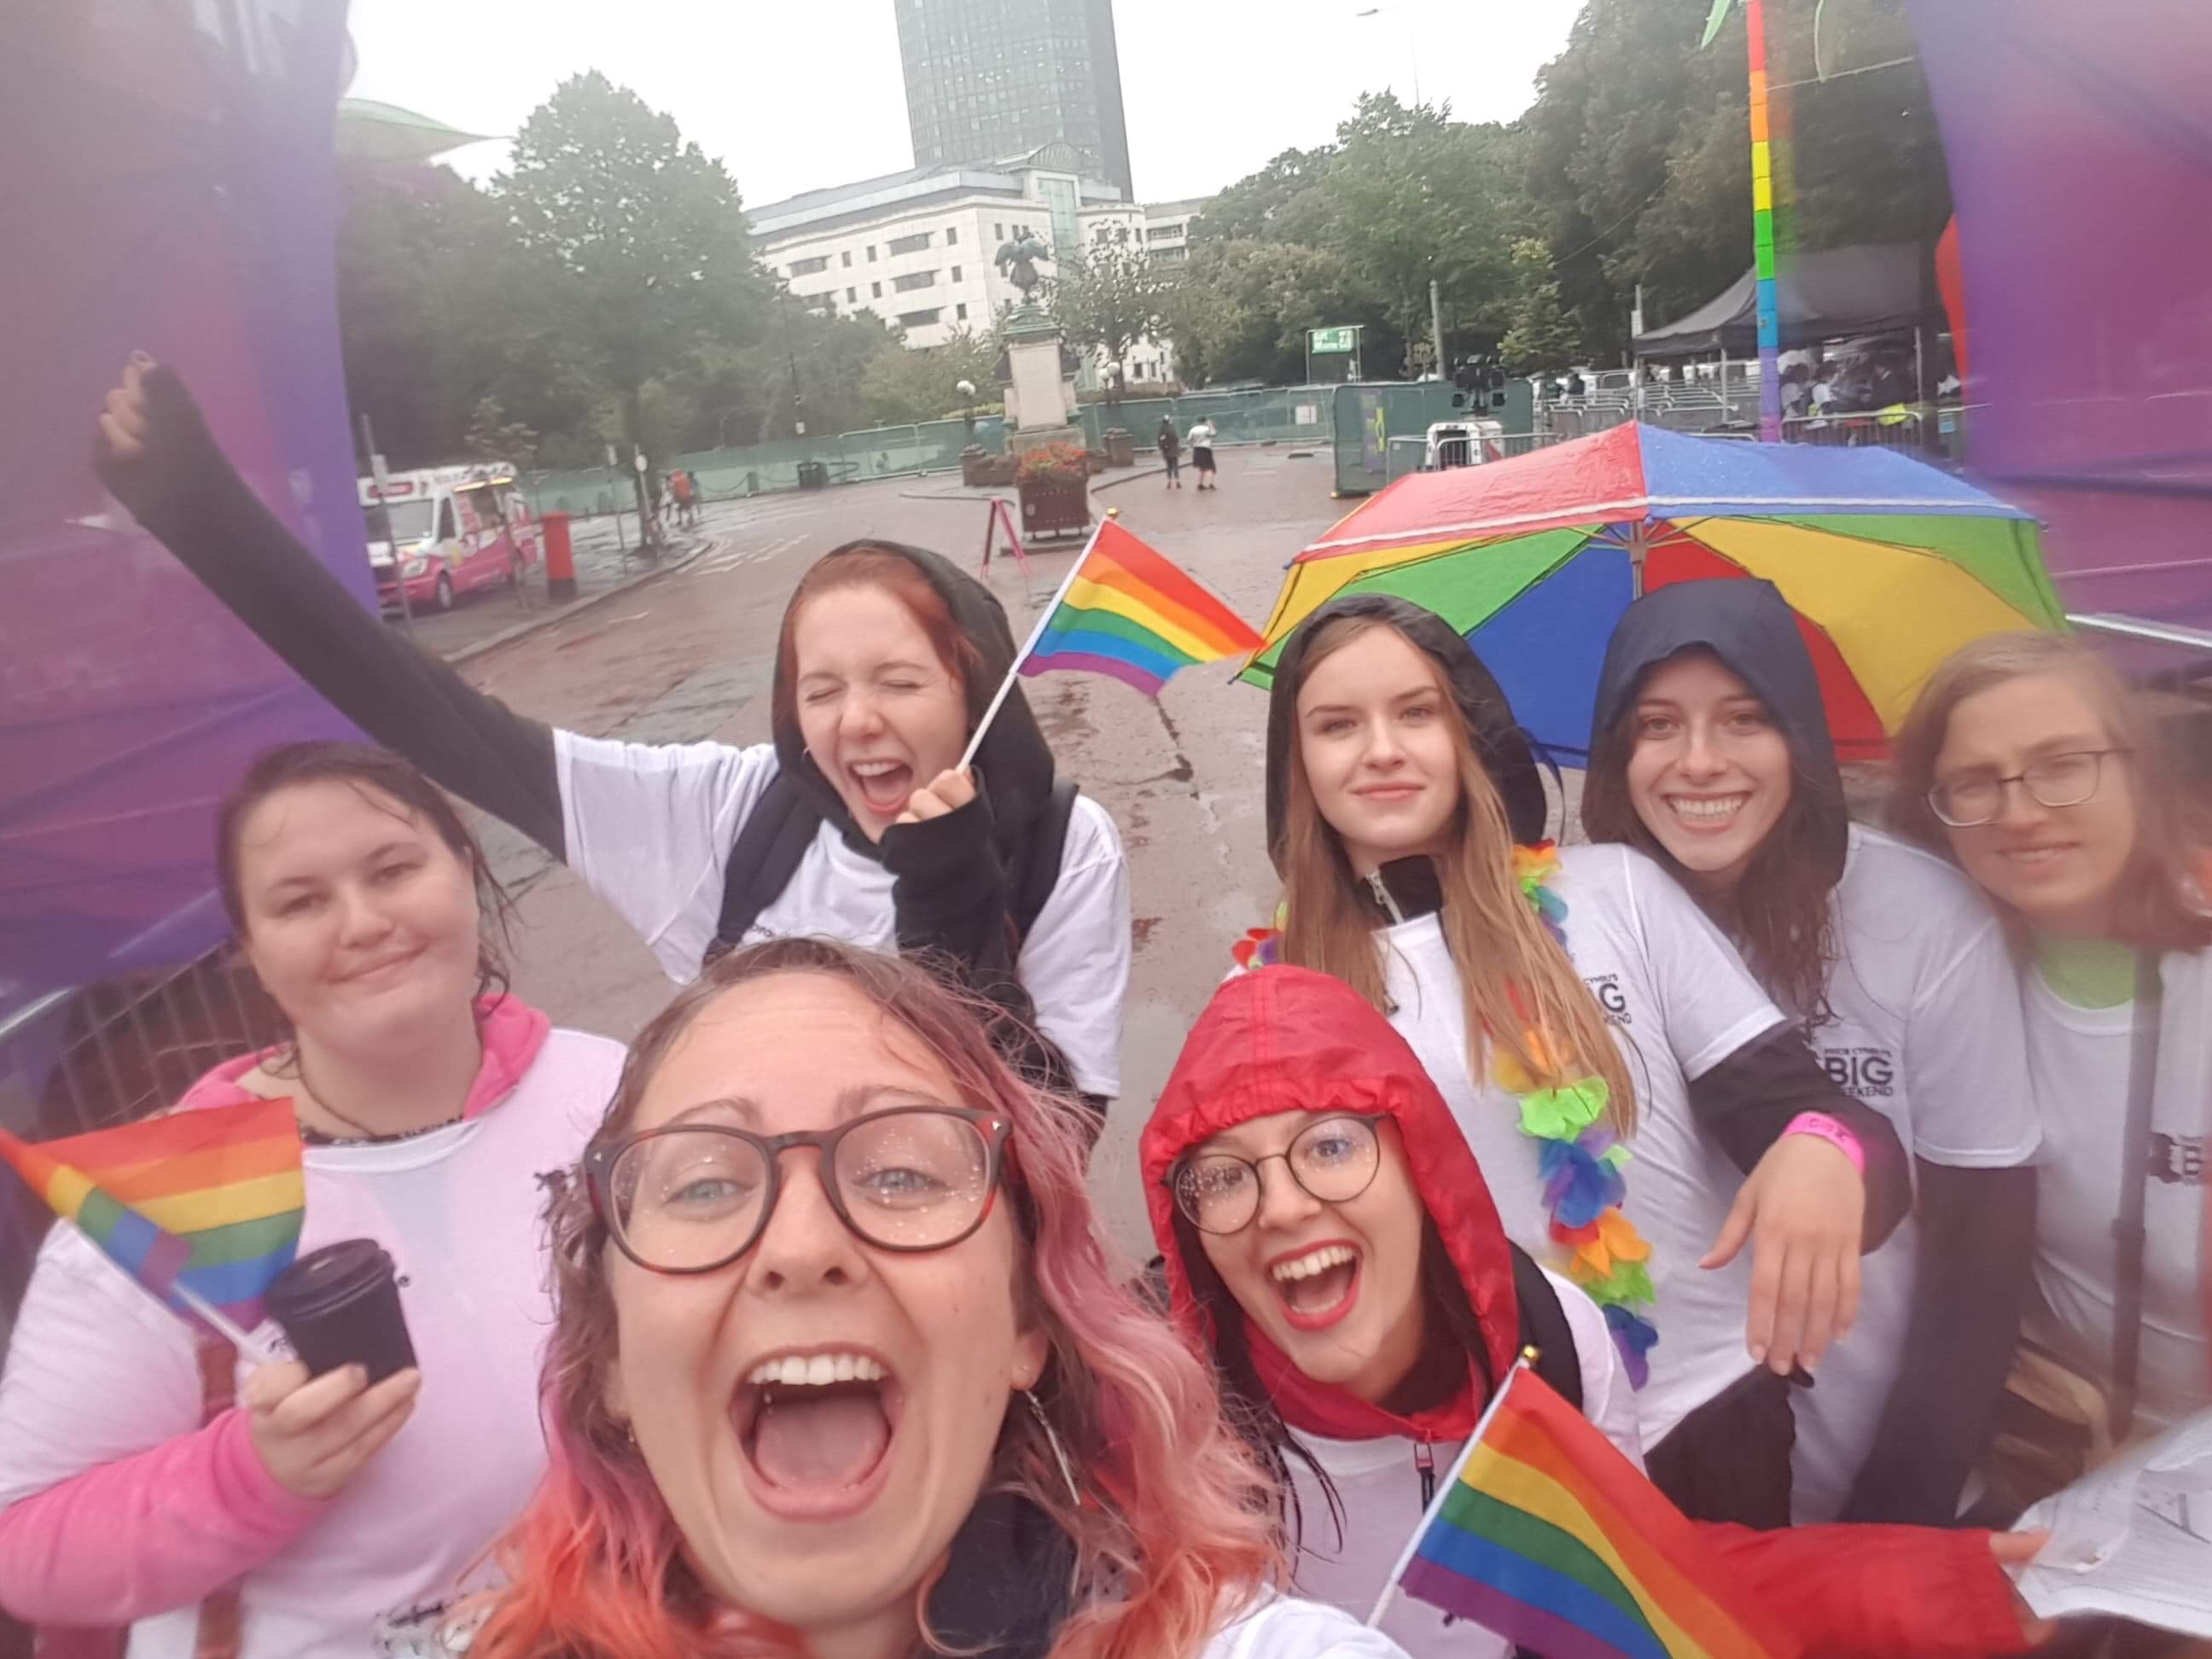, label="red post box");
[544,512,576,602]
